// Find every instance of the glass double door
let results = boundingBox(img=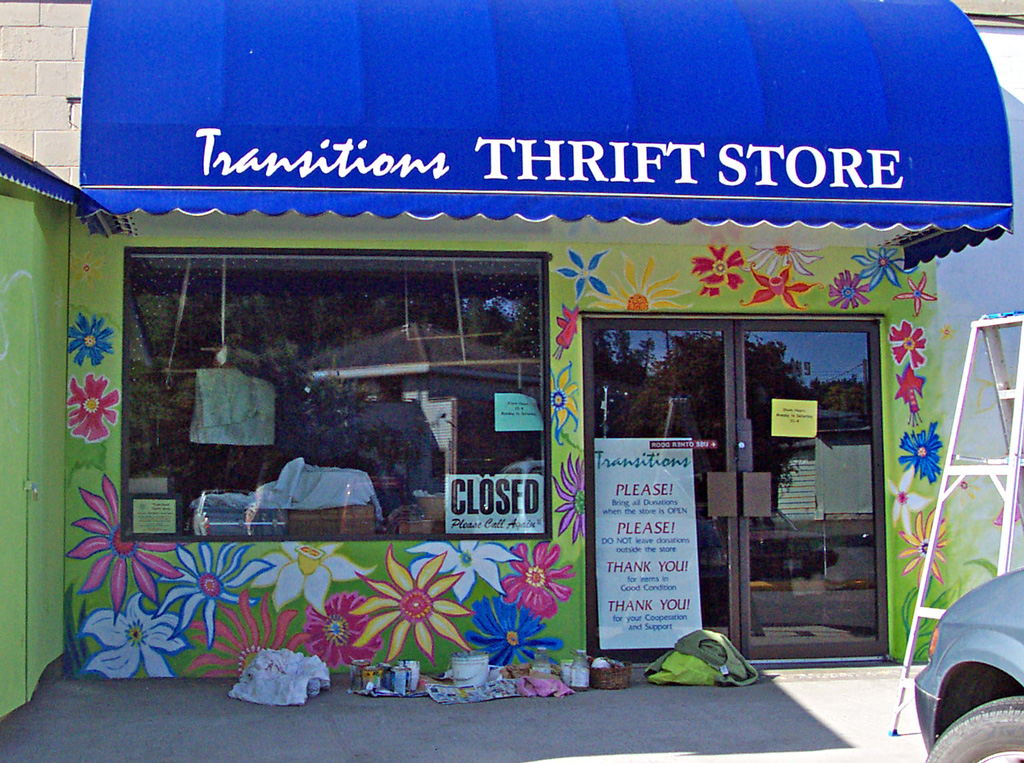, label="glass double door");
[584,318,886,660]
